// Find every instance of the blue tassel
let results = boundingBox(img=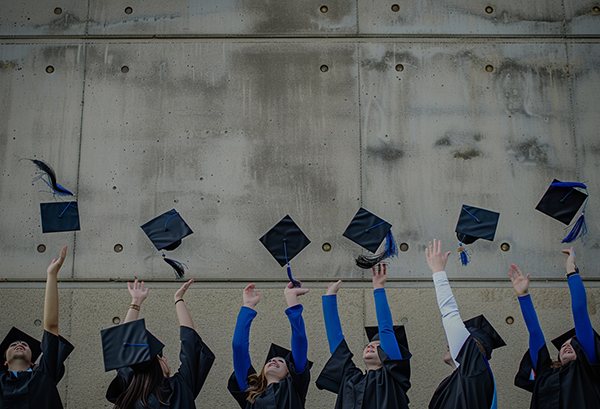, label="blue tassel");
[162,252,187,279]
[383,230,398,259]
[27,159,74,196]
[458,244,470,266]
[562,211,587,243]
